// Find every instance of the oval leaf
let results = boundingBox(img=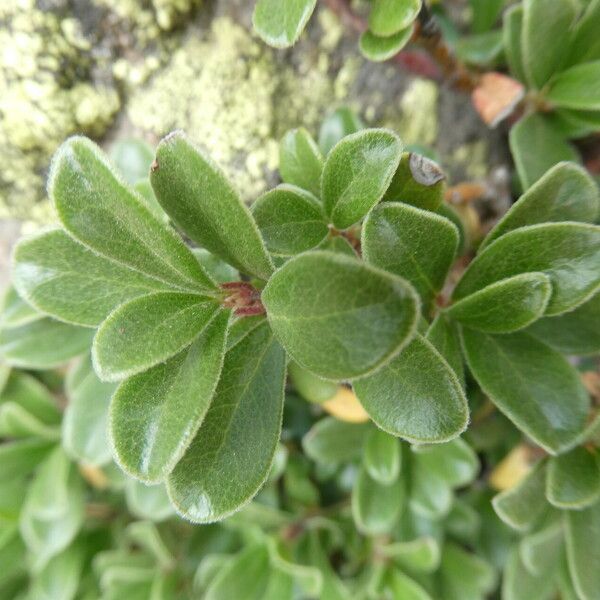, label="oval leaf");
[453,223,600,316]
[252,0,317,48]
[49,136,214,292]
[503,5,527,82]
[110,310,229,482]
[263,251,419,380]
[446,273,552,333]
[302,417,369,465]
[318,107,364,156]
[364,428,401,485]
[167,323,286,522]
[279,128,323,196]
[546,61,600,111]
[321,129,403,229]
[359,27,413,62]
[462,328,589,454]
[354,335,468,443]
[151,131,273,280]
[92,292,219,382]
[369,0,421,37]
[251,185,328,256]
[363,202,459,310]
